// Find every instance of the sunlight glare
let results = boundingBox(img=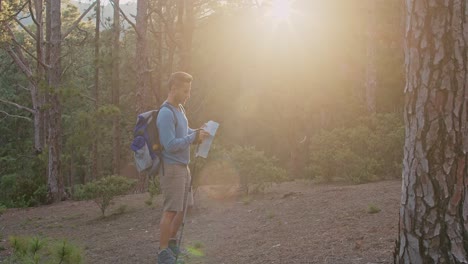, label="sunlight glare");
[270,0,292,22]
